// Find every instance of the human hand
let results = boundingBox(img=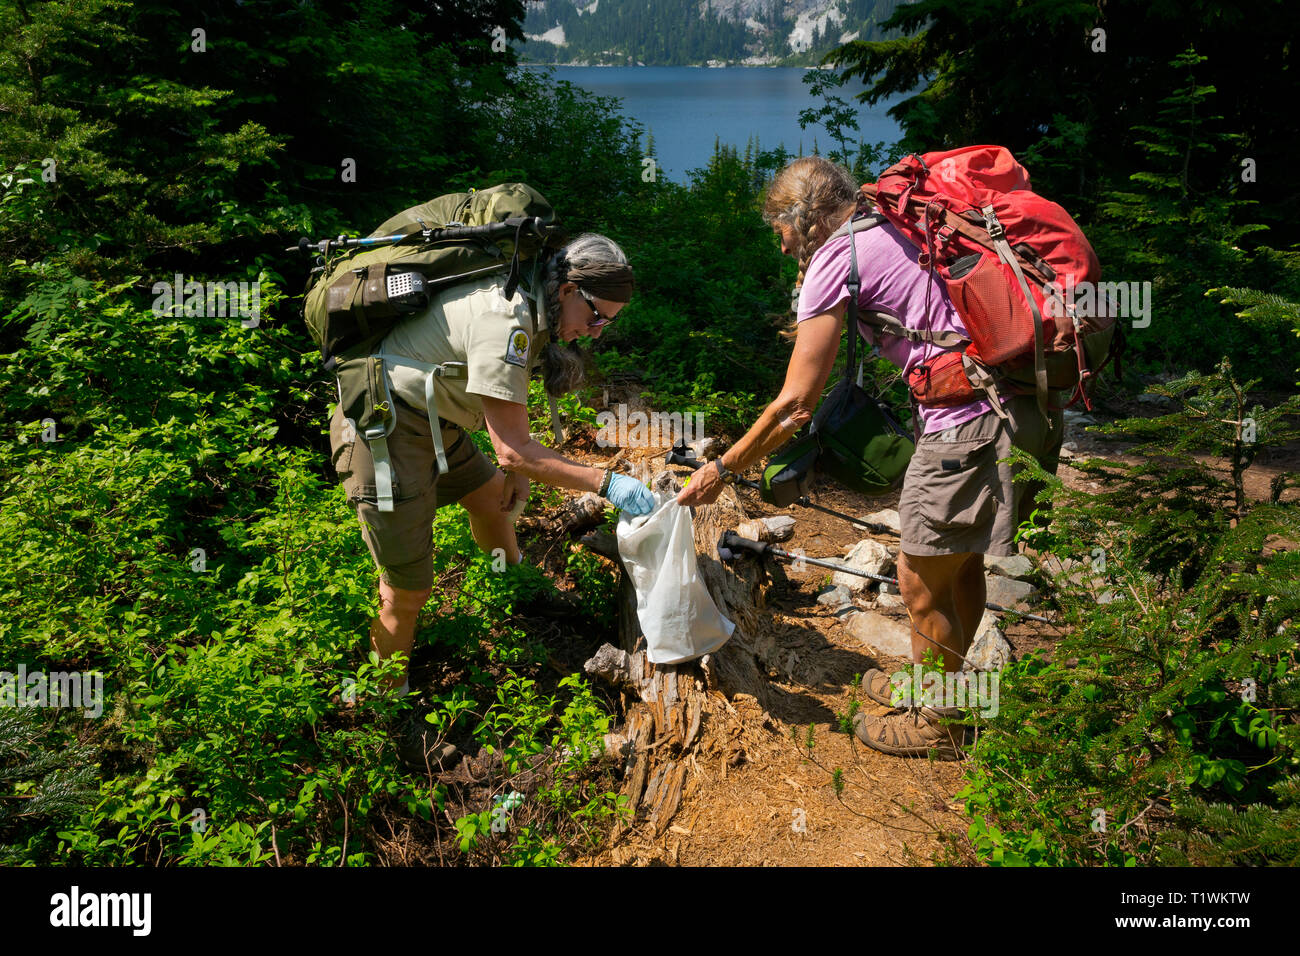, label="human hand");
[674,459,725,508]
[501,470,530,517]
[603,473,656,516]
